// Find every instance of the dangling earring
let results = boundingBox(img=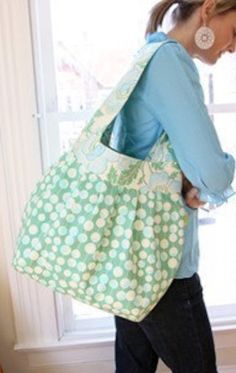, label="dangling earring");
[194,24,215,50]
